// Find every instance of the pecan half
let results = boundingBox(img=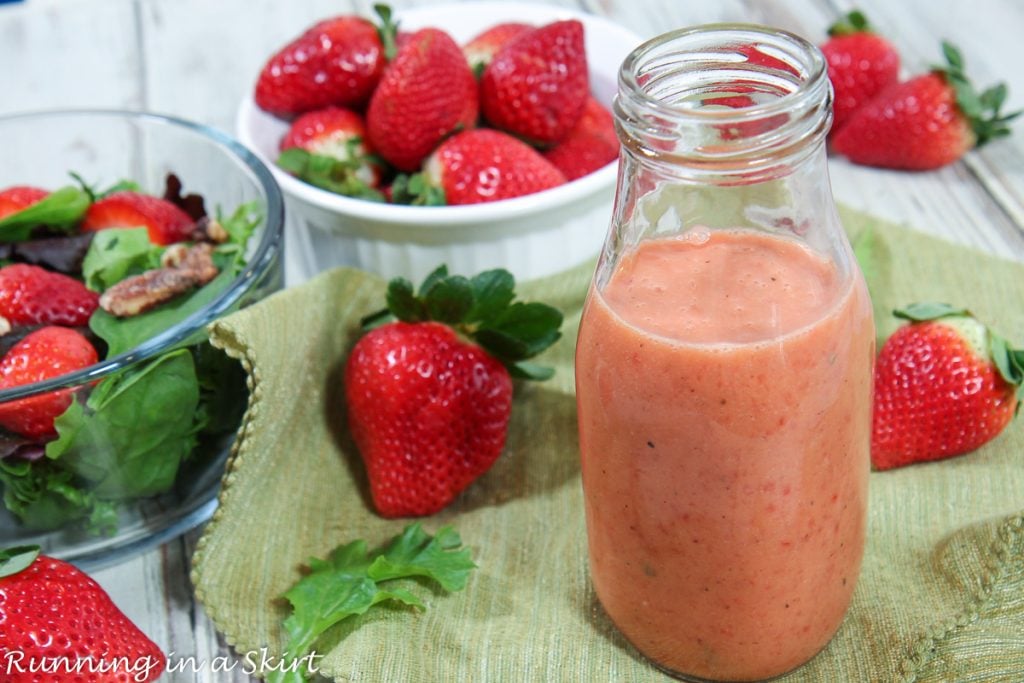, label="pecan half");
[99,243,220,318]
